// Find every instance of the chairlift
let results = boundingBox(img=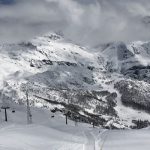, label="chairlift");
[12,109,15,113]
